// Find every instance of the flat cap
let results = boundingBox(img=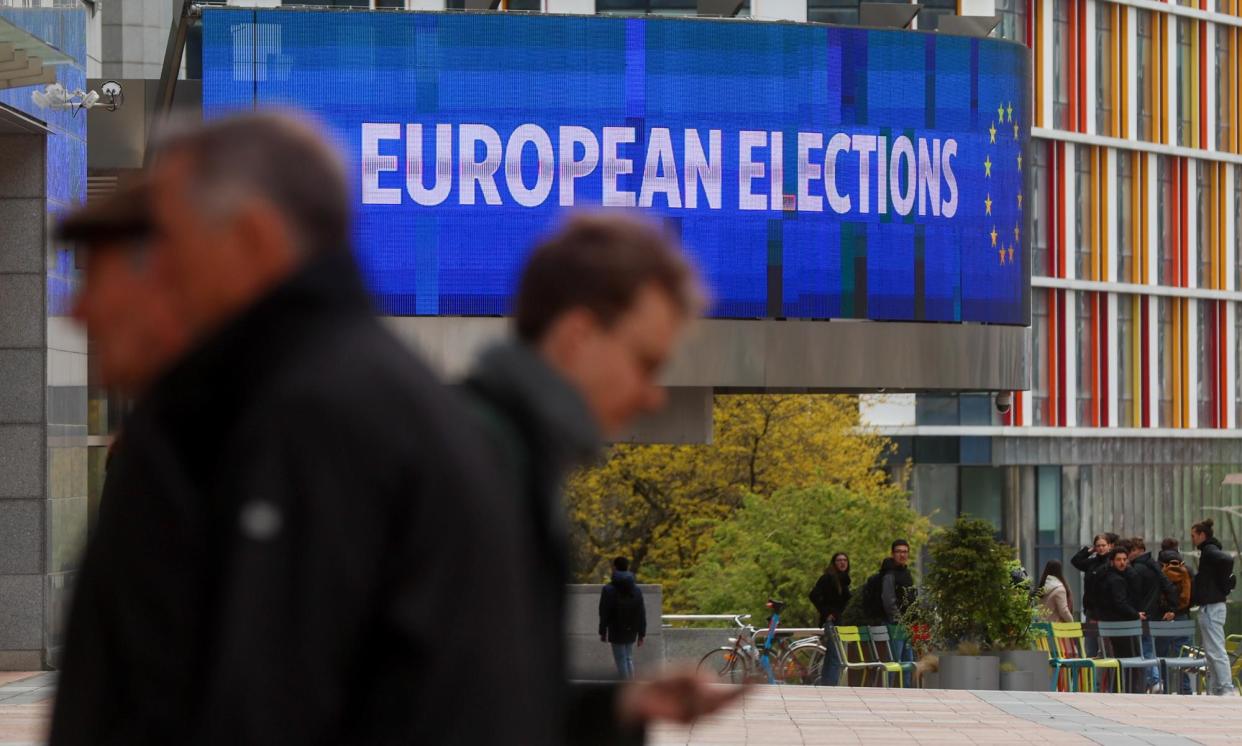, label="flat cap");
[56,178,152,245]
